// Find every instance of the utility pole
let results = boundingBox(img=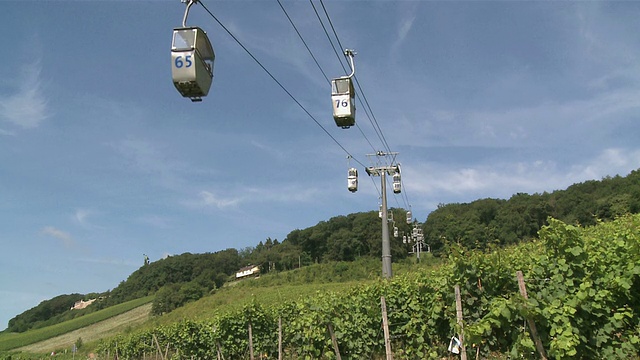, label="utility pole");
[365,151,400,279]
